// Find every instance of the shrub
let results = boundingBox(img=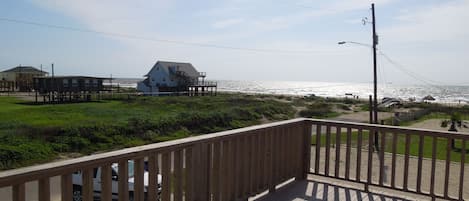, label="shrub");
[299,102,338,118]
